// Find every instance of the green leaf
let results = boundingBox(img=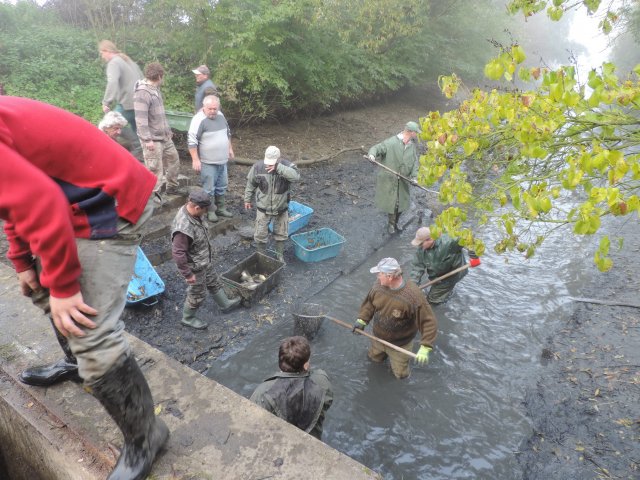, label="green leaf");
[511,45,526,64]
